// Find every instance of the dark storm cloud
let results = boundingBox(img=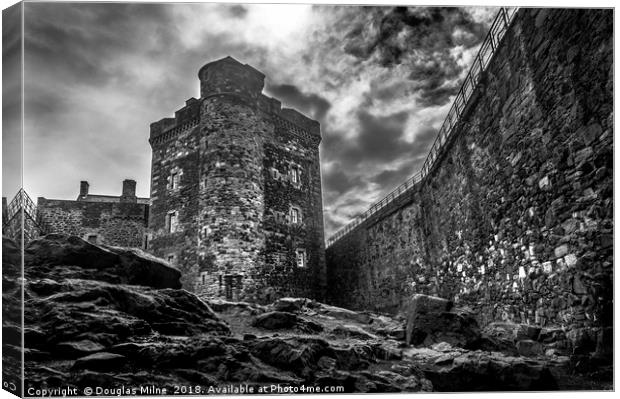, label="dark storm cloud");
[342,7,487,107]
[367,126,437,195]
[412,125,439,155]
[368,136,429,191]
[24,2,177,83]
[320,114,441,235]
[344,7,486,65]
[320,110,419,199]
[322,167,363,196]
[266,83,331,121]
[346,109,412,163]
[371,163,415,188]
[408,54,462,107]
[321,109,413,171]
[22,2,183,126]
[227,5,248,18]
